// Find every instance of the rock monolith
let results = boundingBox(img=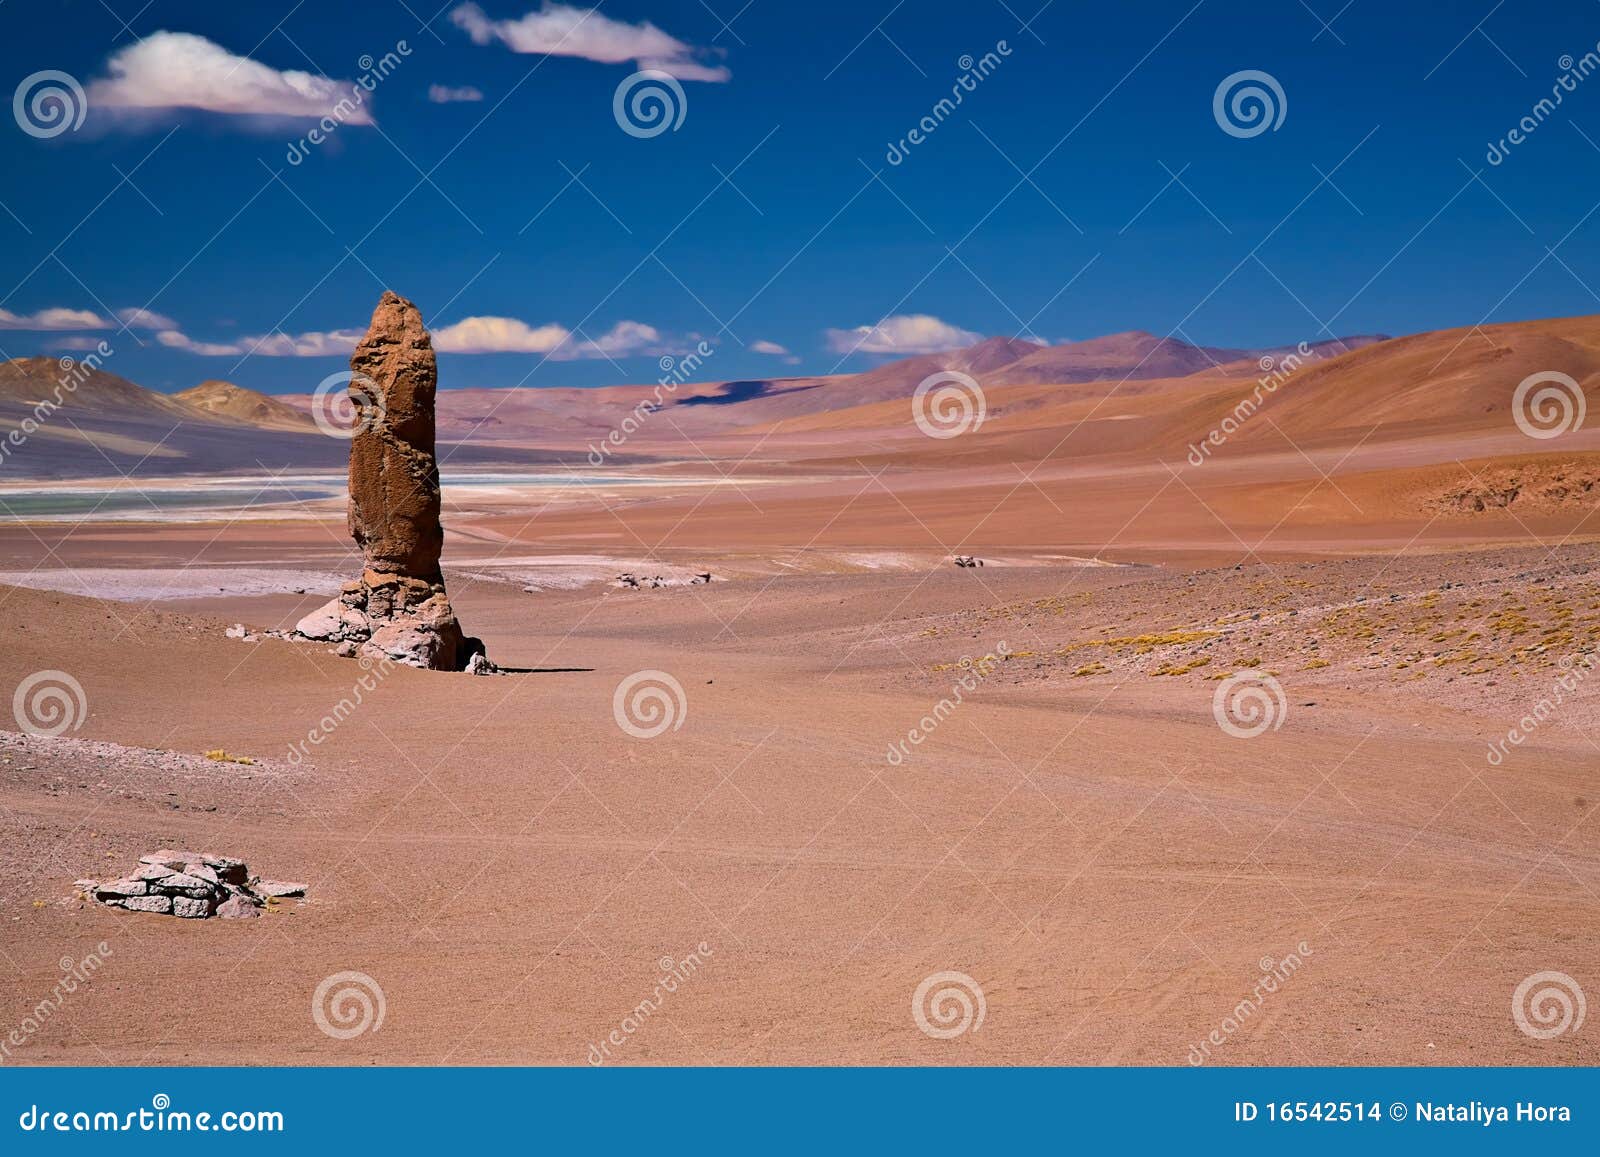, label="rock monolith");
[293,291,490,672]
